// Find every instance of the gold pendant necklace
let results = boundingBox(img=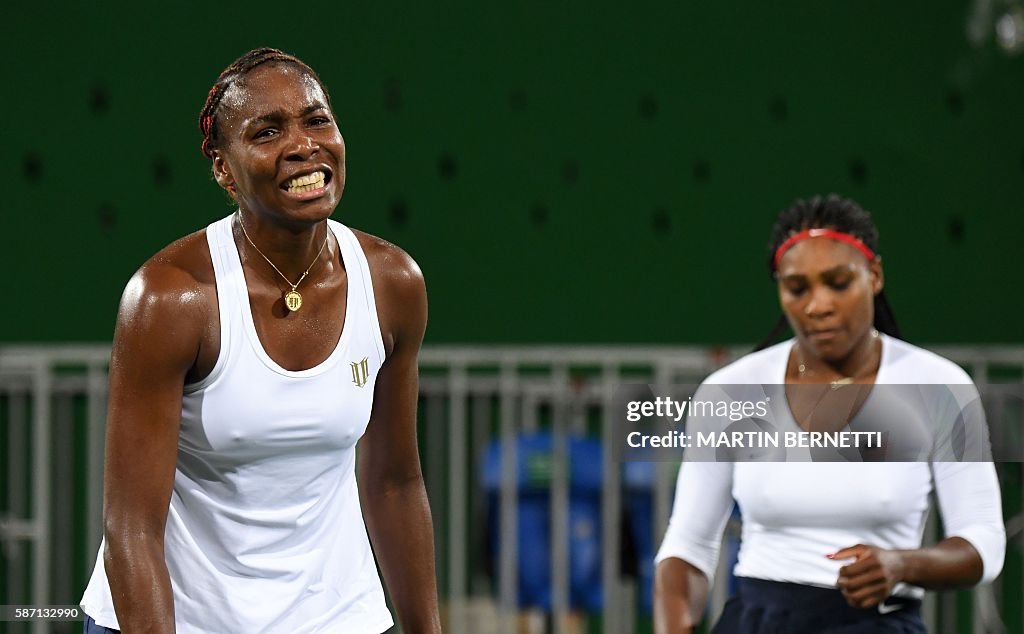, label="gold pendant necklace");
[237,213,329,312]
